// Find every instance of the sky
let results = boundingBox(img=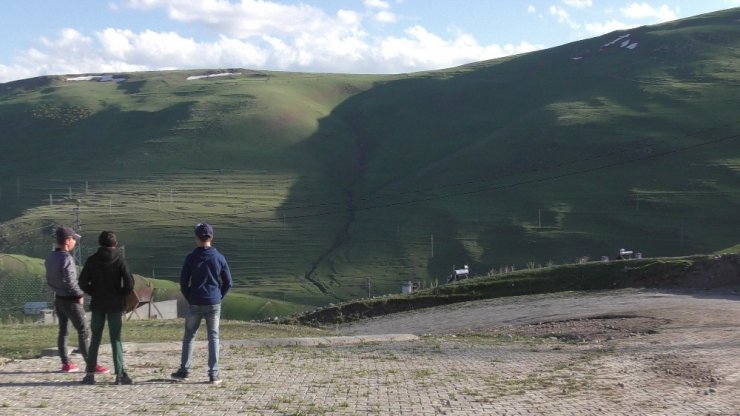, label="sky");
[1,0,739,83]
